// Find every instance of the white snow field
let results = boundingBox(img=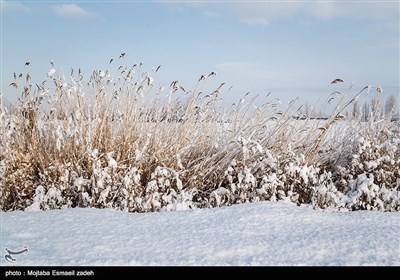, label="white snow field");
[1,201,399,266]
